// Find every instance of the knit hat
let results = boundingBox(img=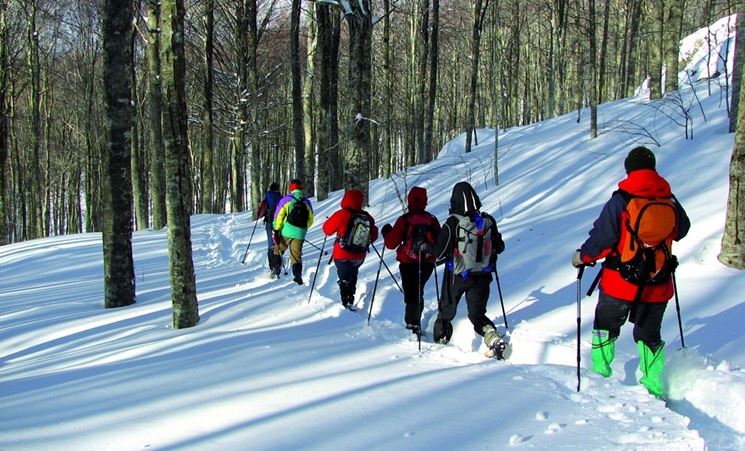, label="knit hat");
[624,146,656,173]
[288,179,303,192]
[269,182,280,191]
